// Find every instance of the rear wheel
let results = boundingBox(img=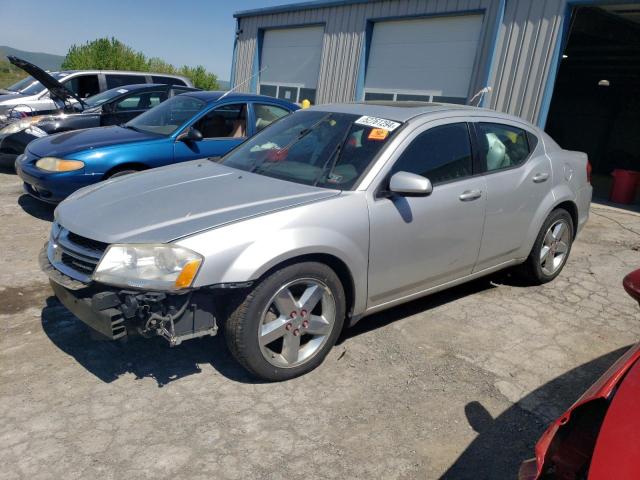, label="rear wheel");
[521,208,574,284]
[225,262,345,381]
